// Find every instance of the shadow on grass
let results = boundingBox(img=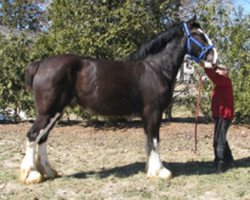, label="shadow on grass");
[56,117,210,130]
[67,157,250,179]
